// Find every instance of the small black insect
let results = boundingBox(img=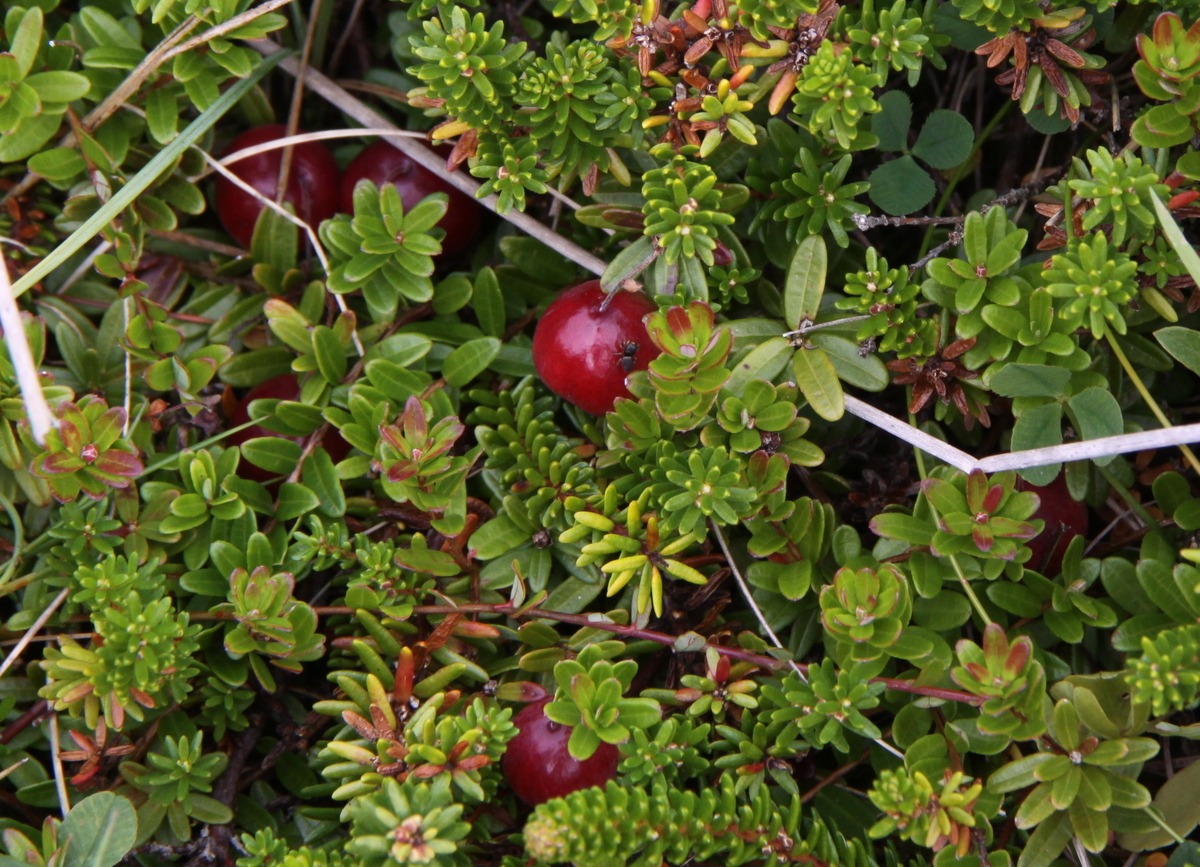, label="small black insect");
[619,341,640,373]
